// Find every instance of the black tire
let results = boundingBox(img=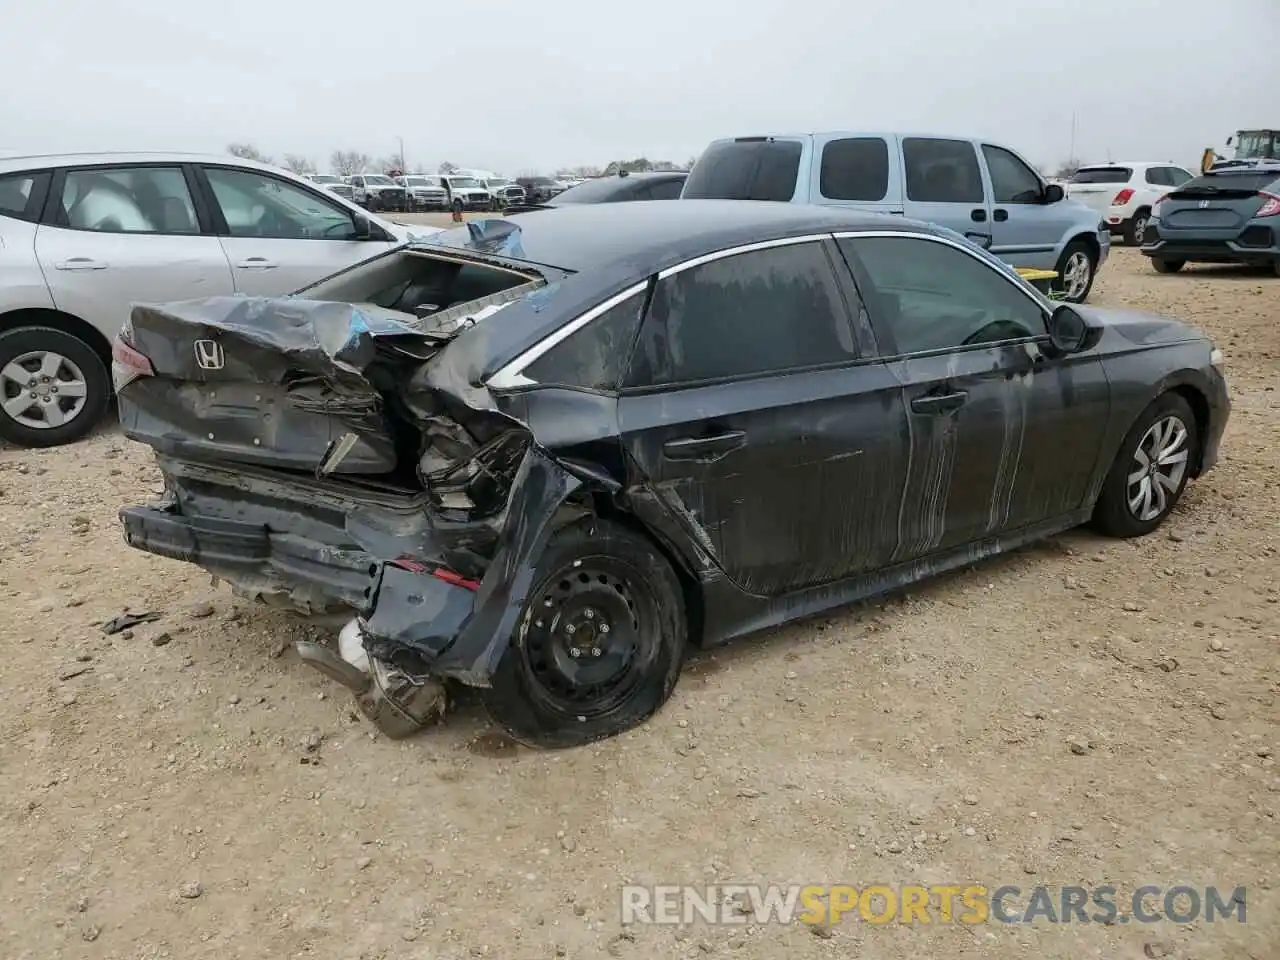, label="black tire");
[1092,393,1199,538]
[451,199,464,215]
[480,518,687,748]
[1052,240,1097,303]
[1123,209,1150,246]
[1272,259,1280,279]
[366,195,379,212]
[0,326,110,448]
[1152,258,1185,274]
